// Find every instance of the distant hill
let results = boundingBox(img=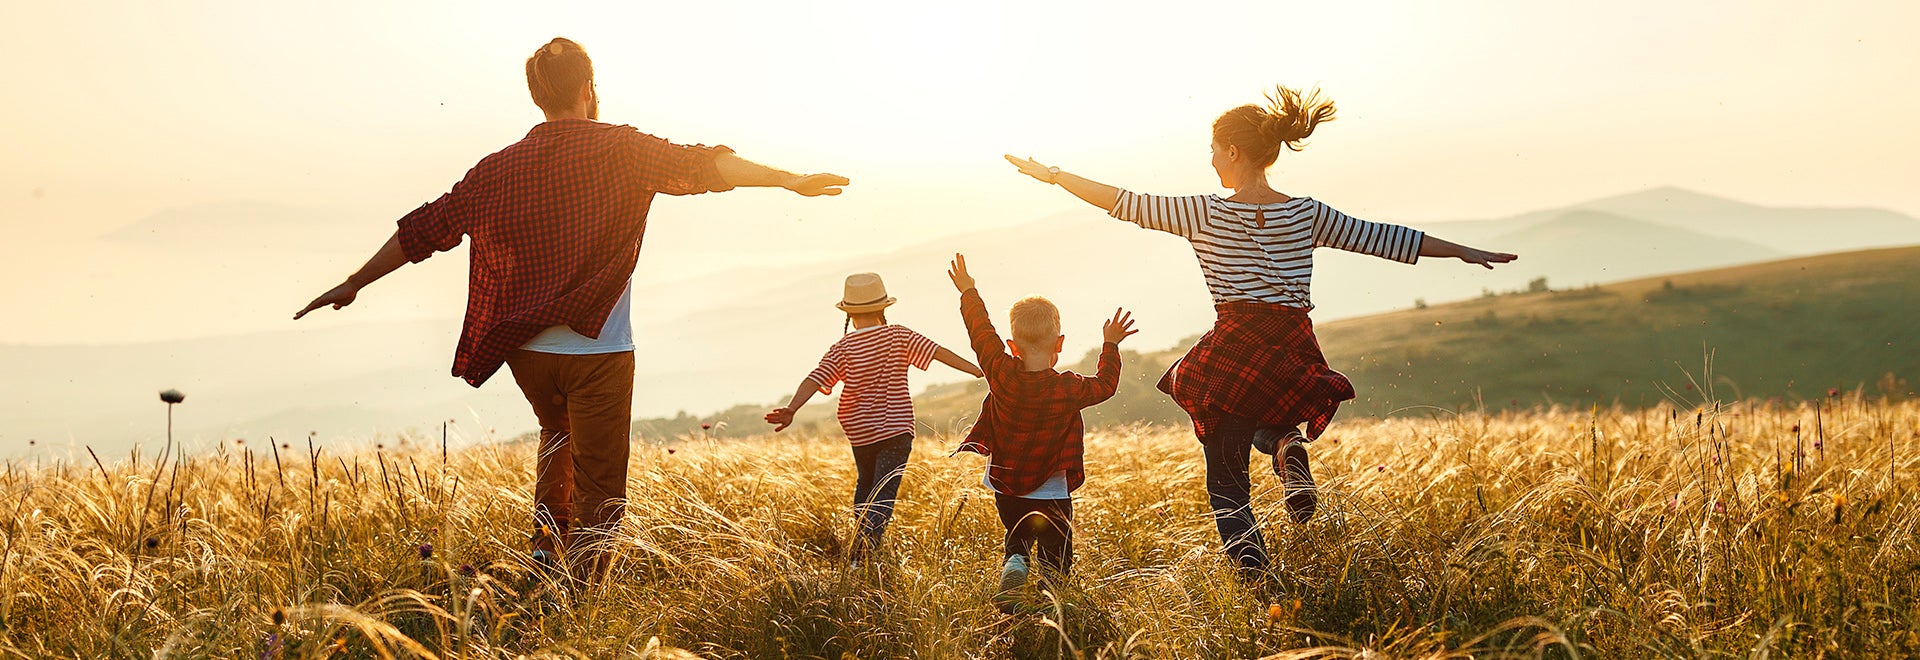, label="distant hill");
[657,245,1920,440]
[12,187,1920,455]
